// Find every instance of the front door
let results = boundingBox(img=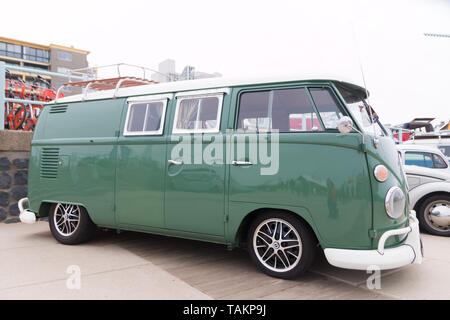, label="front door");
[229,86,373,249]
